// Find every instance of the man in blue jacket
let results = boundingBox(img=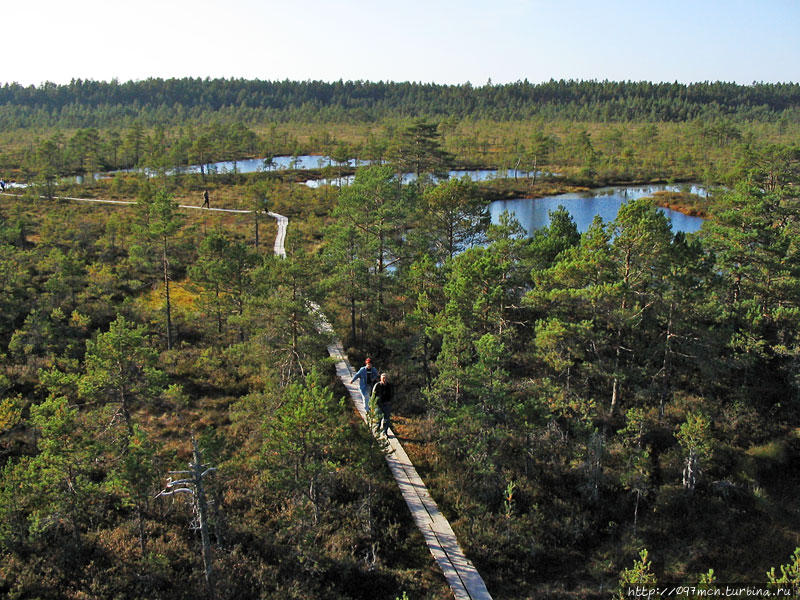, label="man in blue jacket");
[351,357,379,411]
